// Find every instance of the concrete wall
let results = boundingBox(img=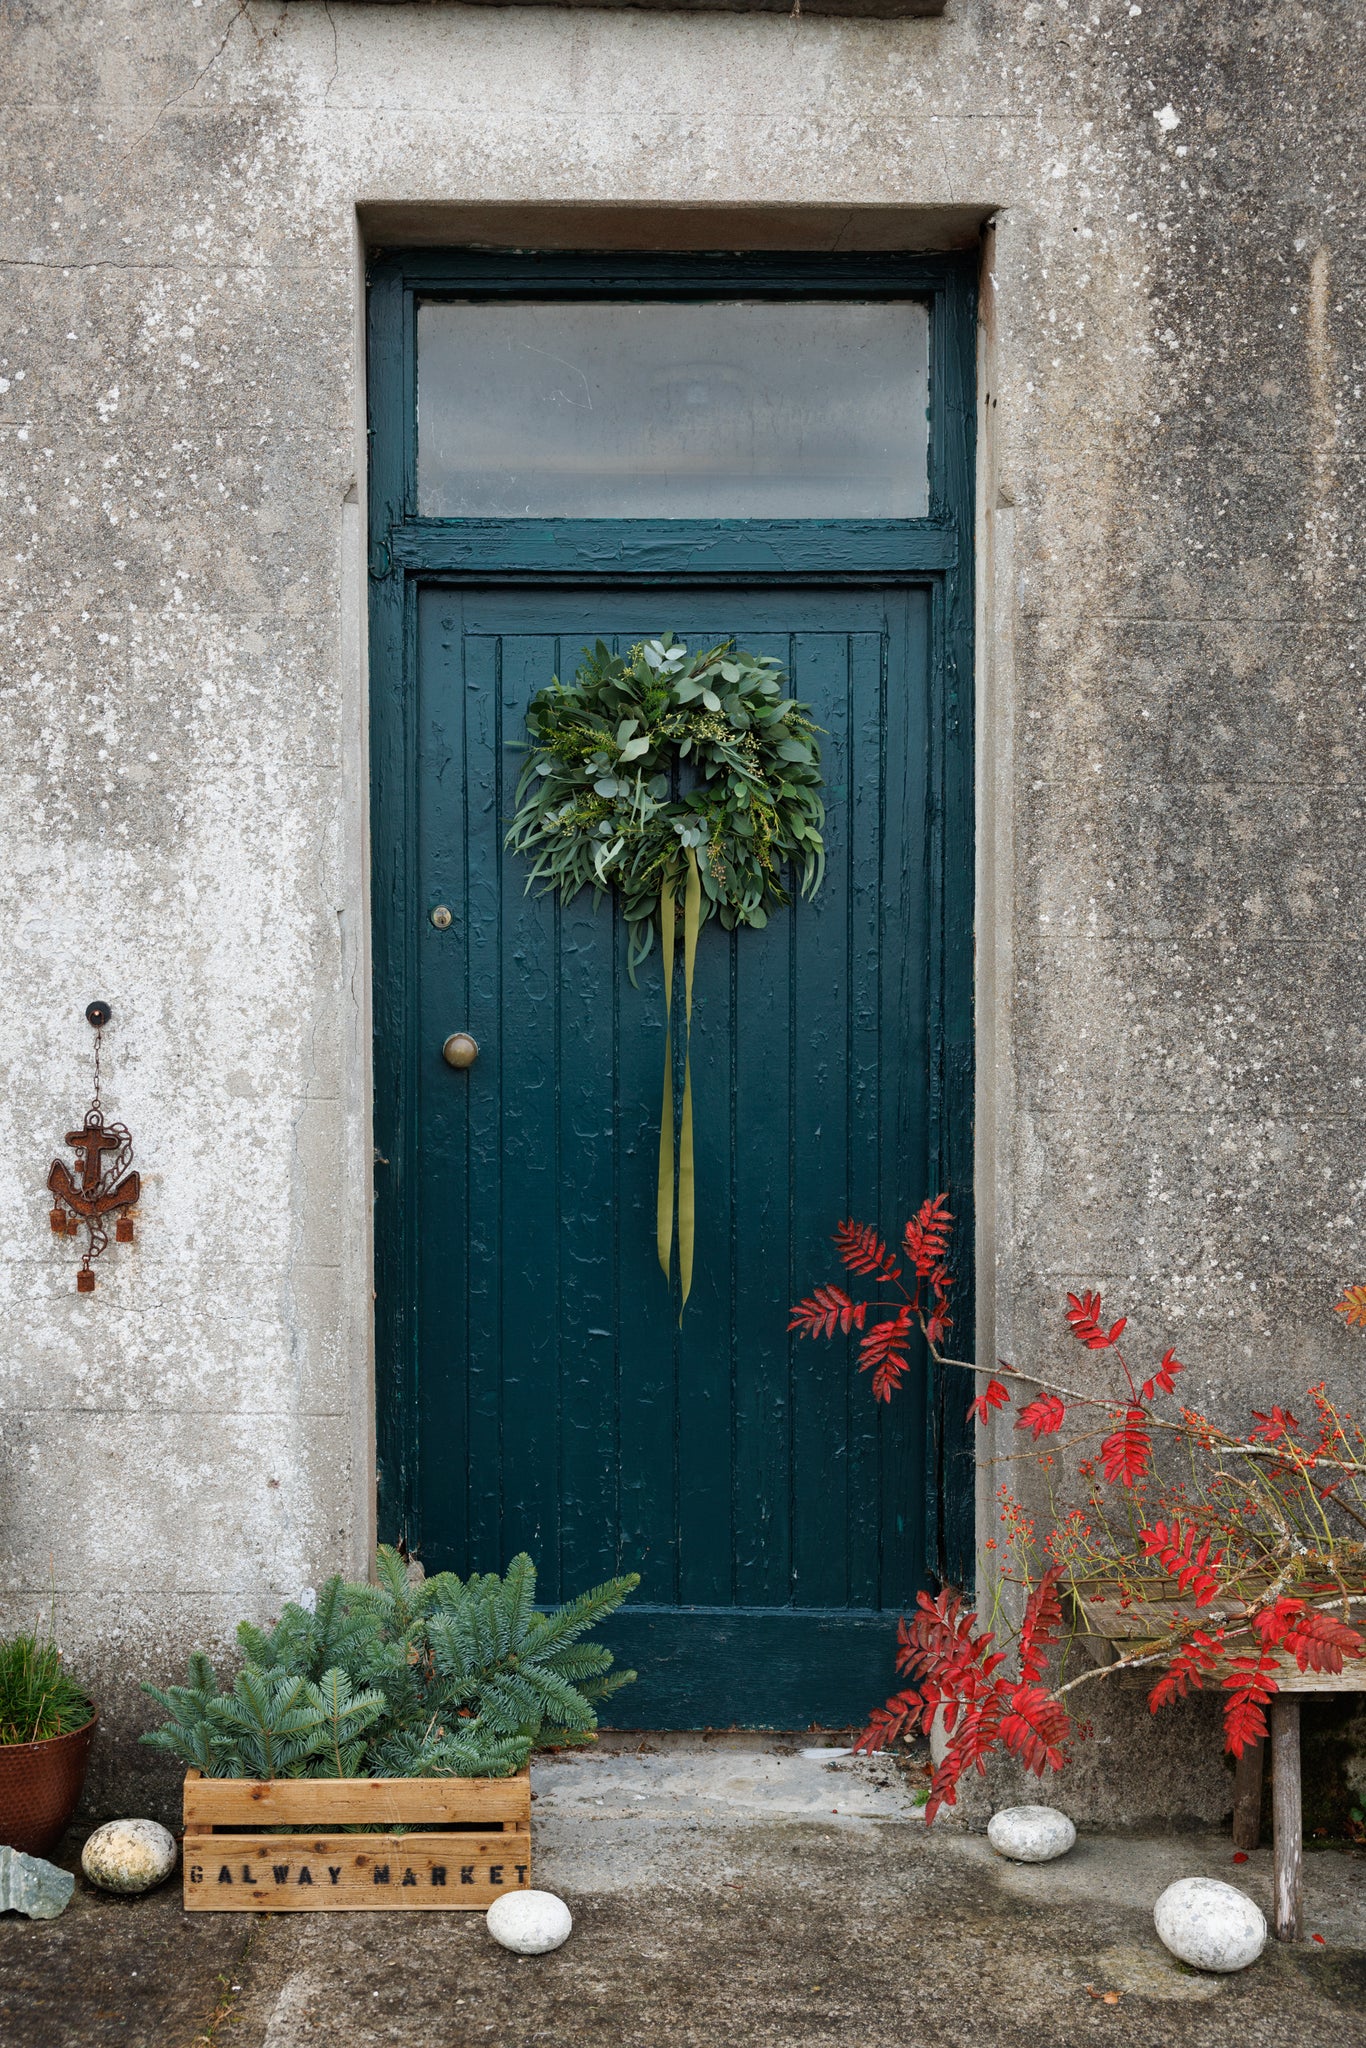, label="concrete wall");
[1,0,1361,1819]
